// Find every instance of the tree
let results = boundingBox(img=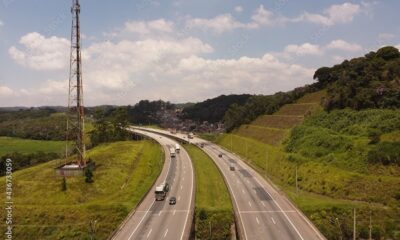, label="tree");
[61,177,67,191]
[85,168,94,183]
